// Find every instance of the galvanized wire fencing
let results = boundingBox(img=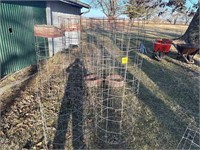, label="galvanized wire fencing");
[81,18,144,148]
[34,17,145,149]
[177,124,200,149]
[34,17,86,149]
